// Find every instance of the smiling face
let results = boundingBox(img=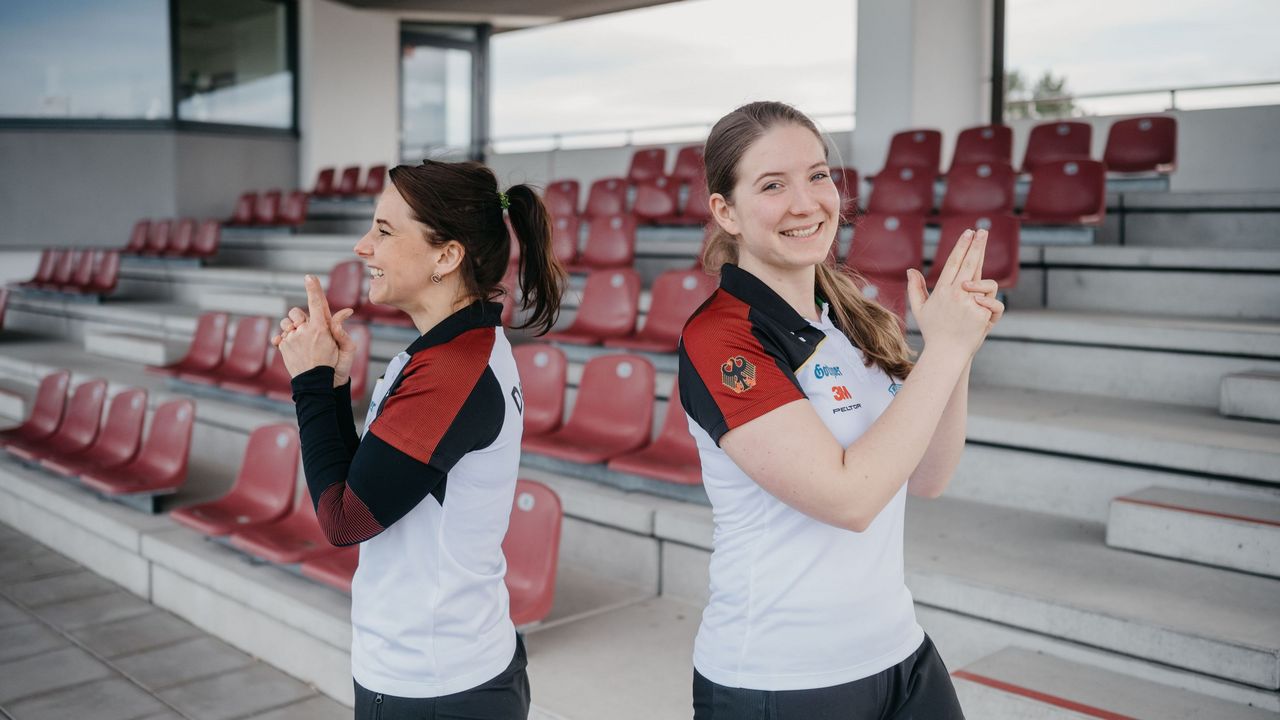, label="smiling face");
[353,185,441,310]
[710,123,840,273]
